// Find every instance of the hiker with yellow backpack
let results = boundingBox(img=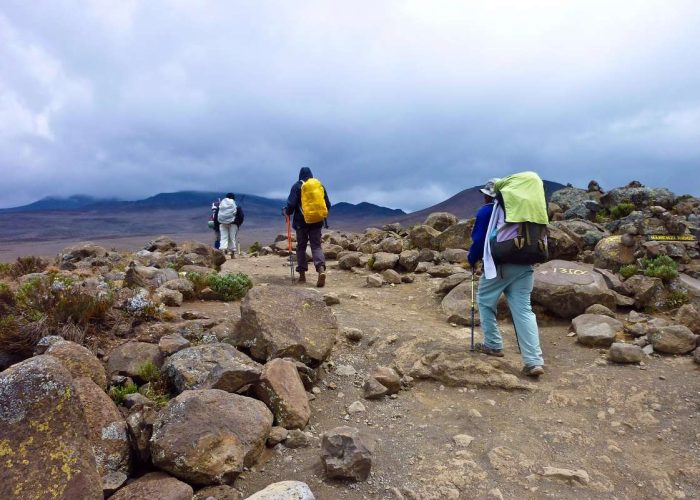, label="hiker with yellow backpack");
[283,167,330,287]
